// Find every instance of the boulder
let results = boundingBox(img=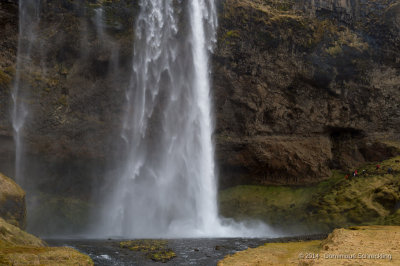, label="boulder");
[0,172,26,229]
